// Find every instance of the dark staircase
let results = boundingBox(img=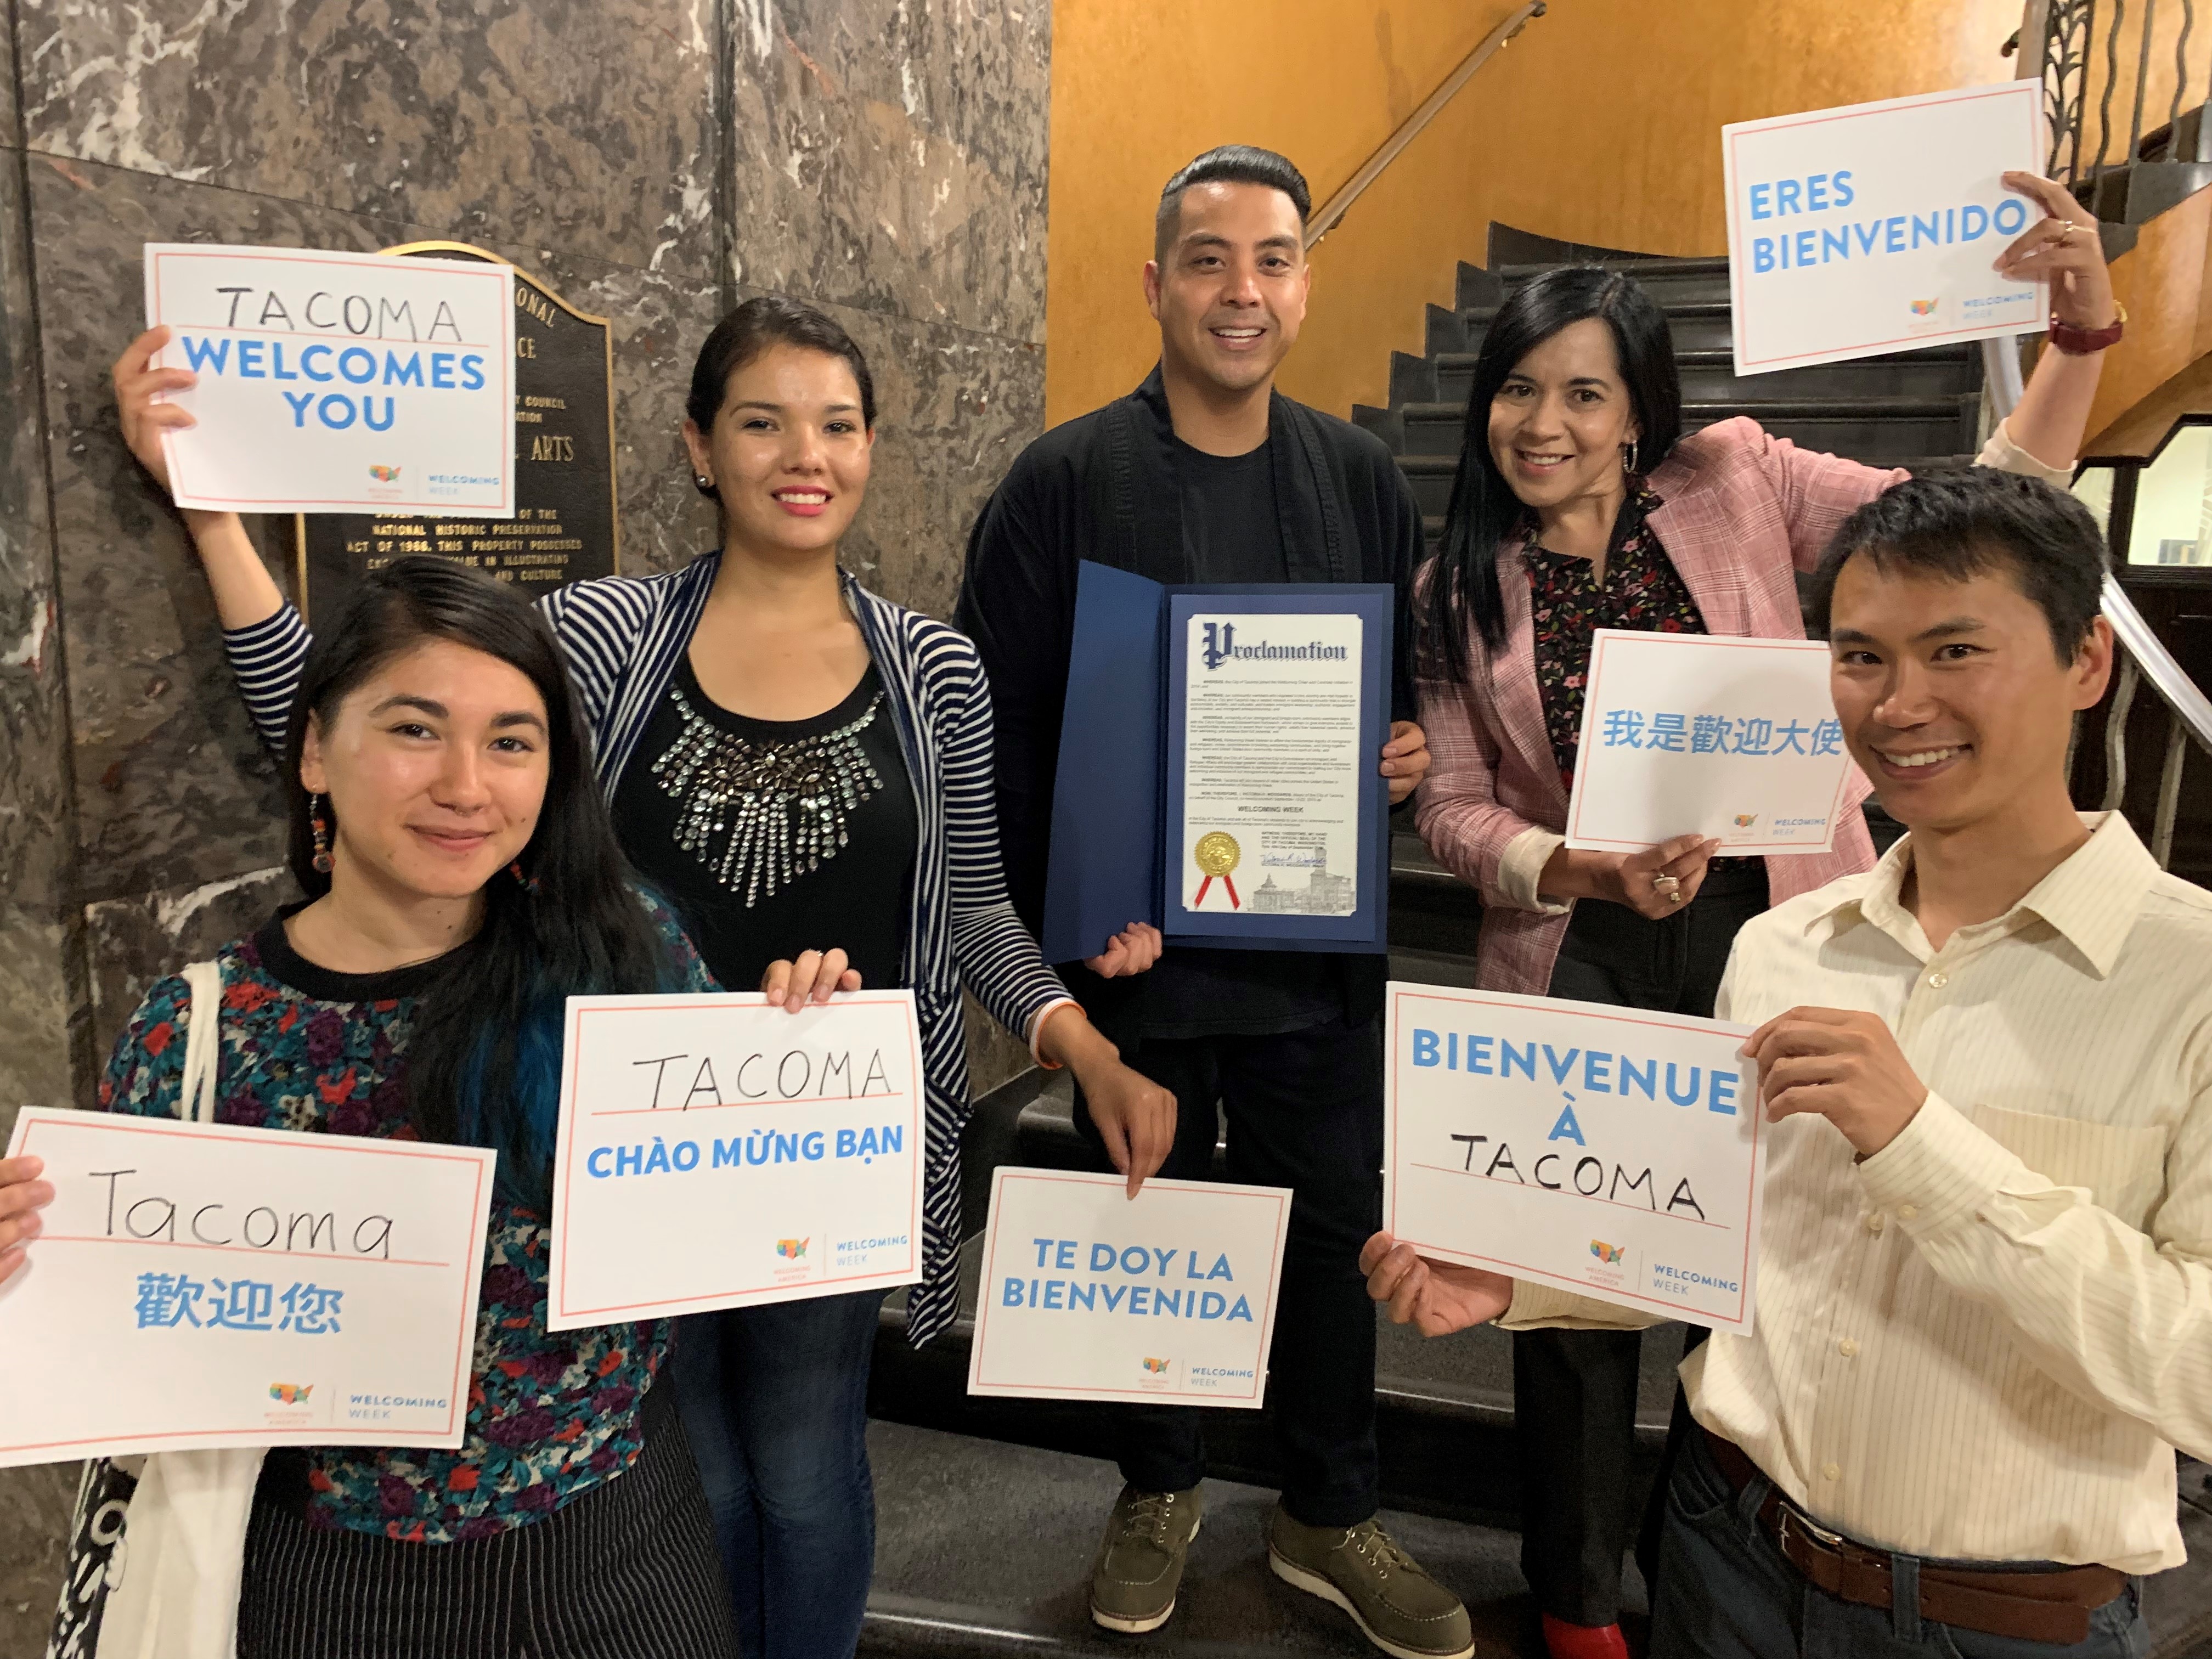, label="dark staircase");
[859,243,2212,1658]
